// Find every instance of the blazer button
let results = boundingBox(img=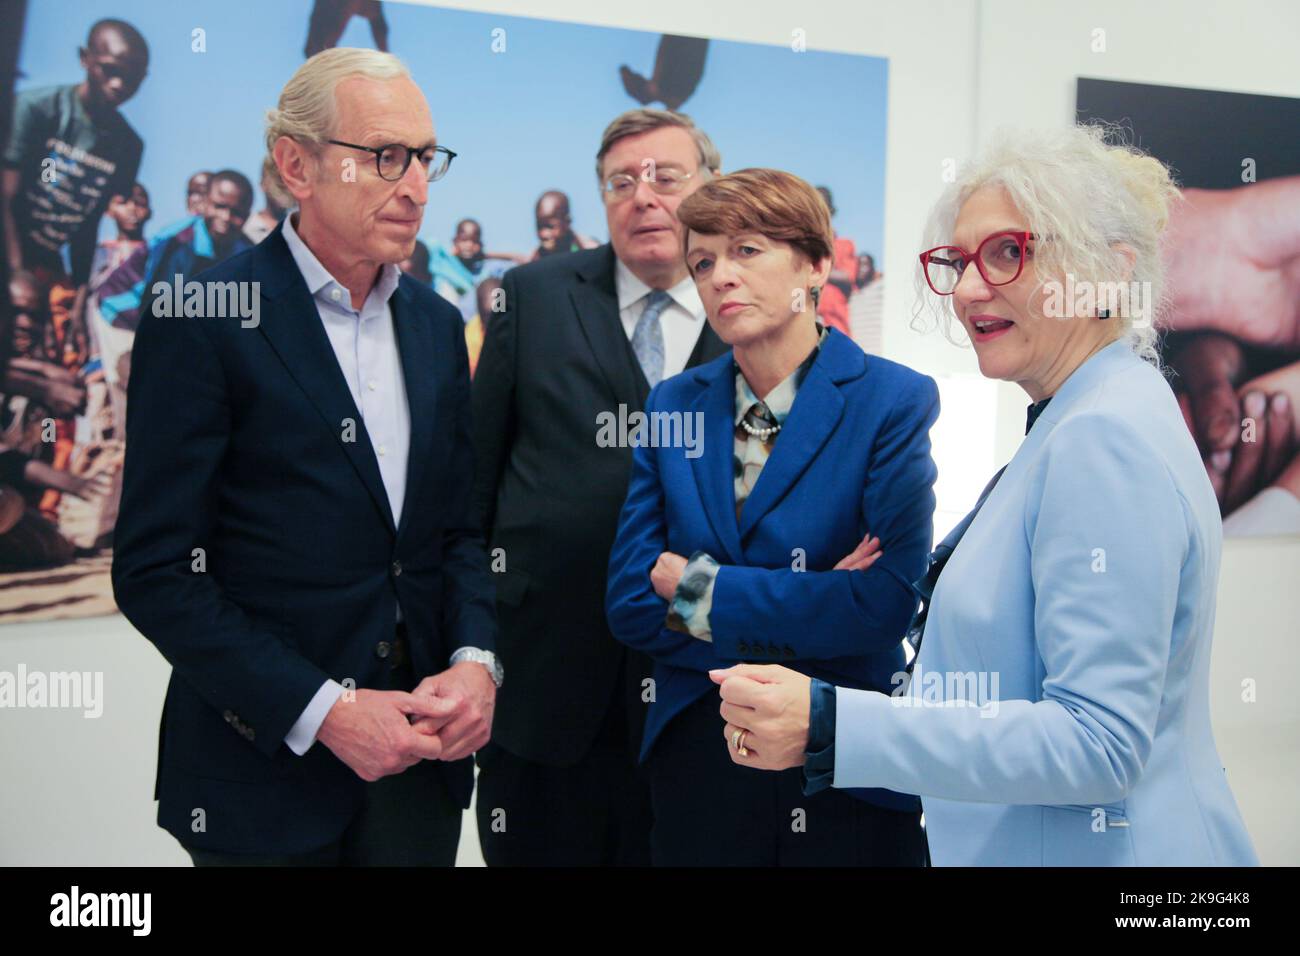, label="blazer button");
[767,643,780,657]
[391,560,403,577]
[737,641,750,655]
[783,645,795,658]
[376,641,392,660]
